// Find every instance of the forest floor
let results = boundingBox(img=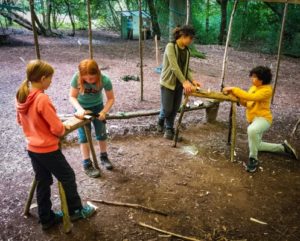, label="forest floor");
[0,30,300,241]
